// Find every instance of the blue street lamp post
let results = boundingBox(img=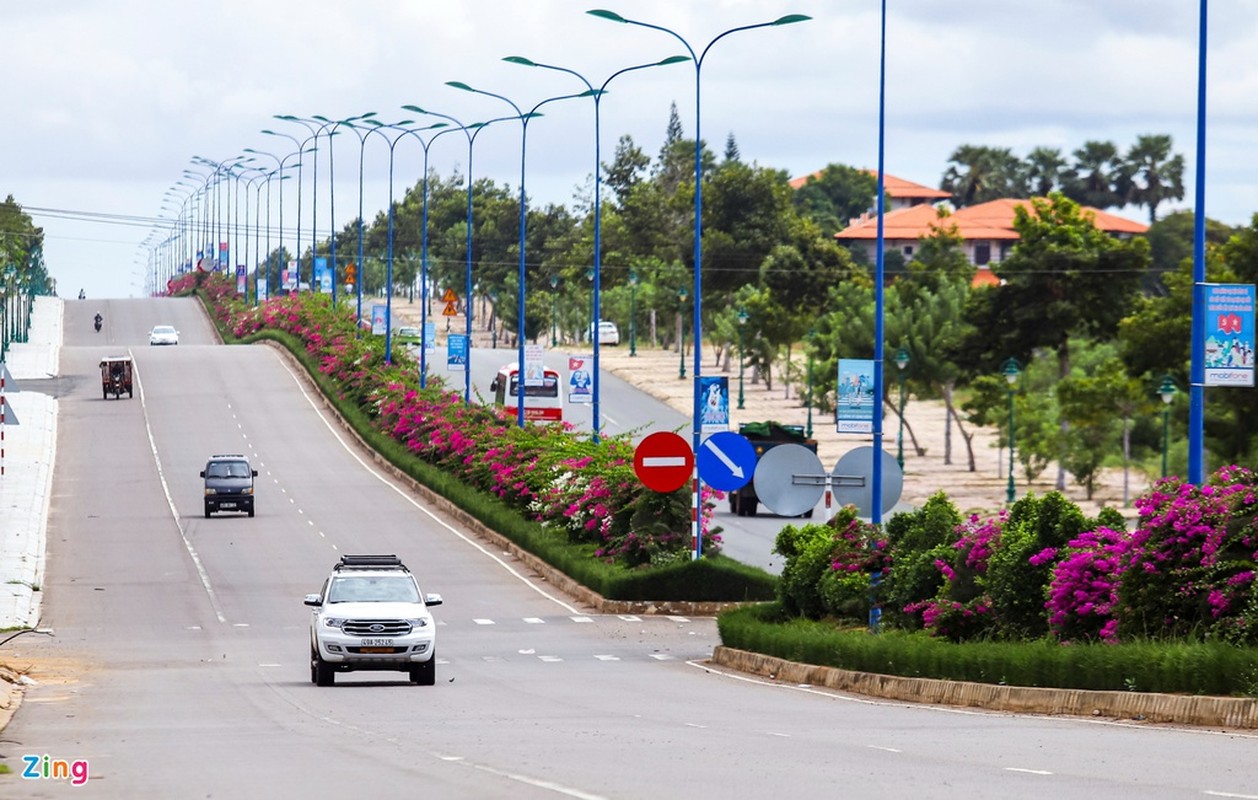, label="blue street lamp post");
[629,270,639,357]
[736,308,747,409]
[505,55,688,440]
[403,104,514,405]
[1160,375,1177,478]
[444,82,585,430]
[589,9,809,559]
[243,147,303,292]
[1003,358,1022,504]
[261,129,317,289]
[895,346,910,469]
